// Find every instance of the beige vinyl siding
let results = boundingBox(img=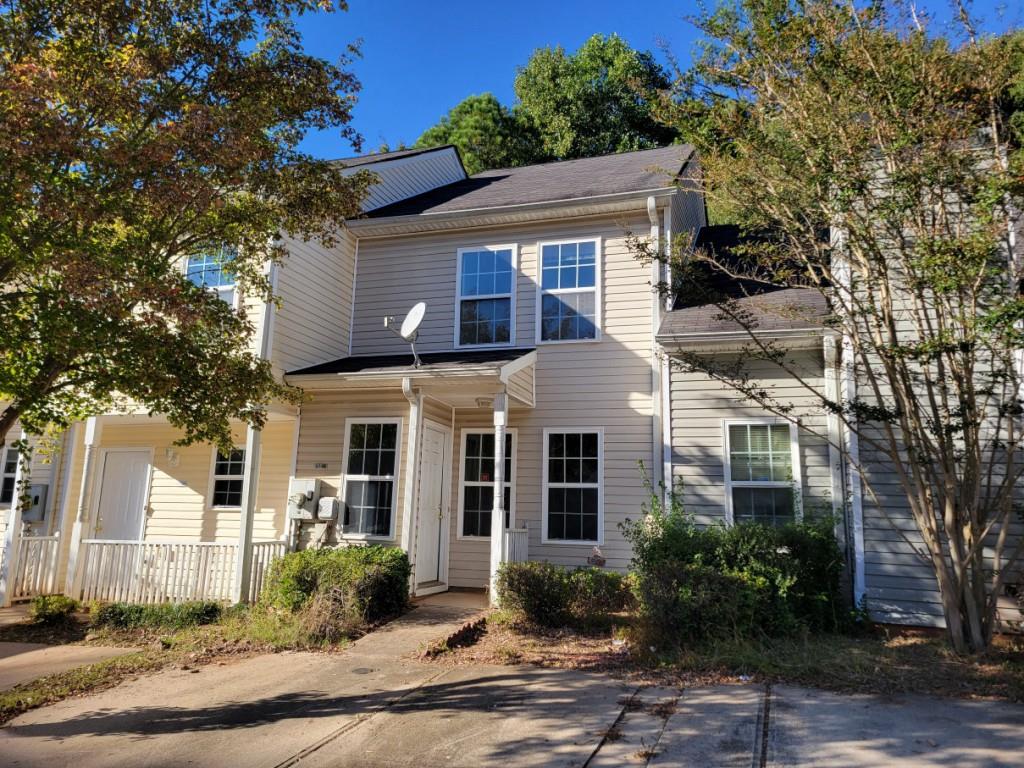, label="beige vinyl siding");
[87,421,293,544]
[0,421,63,538]
[351,213,654,356]
[358,149,466,212]
[668,350,834,527]
[343,211,664,583]
[506,366,534,406]
[293,390,411,545]
[270,232,356,377]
